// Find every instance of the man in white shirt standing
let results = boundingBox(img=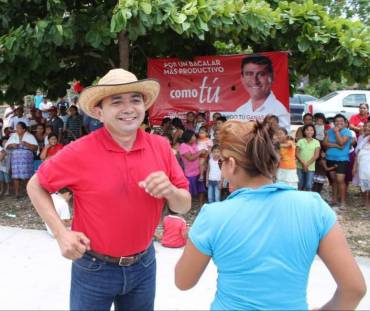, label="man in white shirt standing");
[234,55,290,129]
[9,106,30,130]
[39,97,54,119]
